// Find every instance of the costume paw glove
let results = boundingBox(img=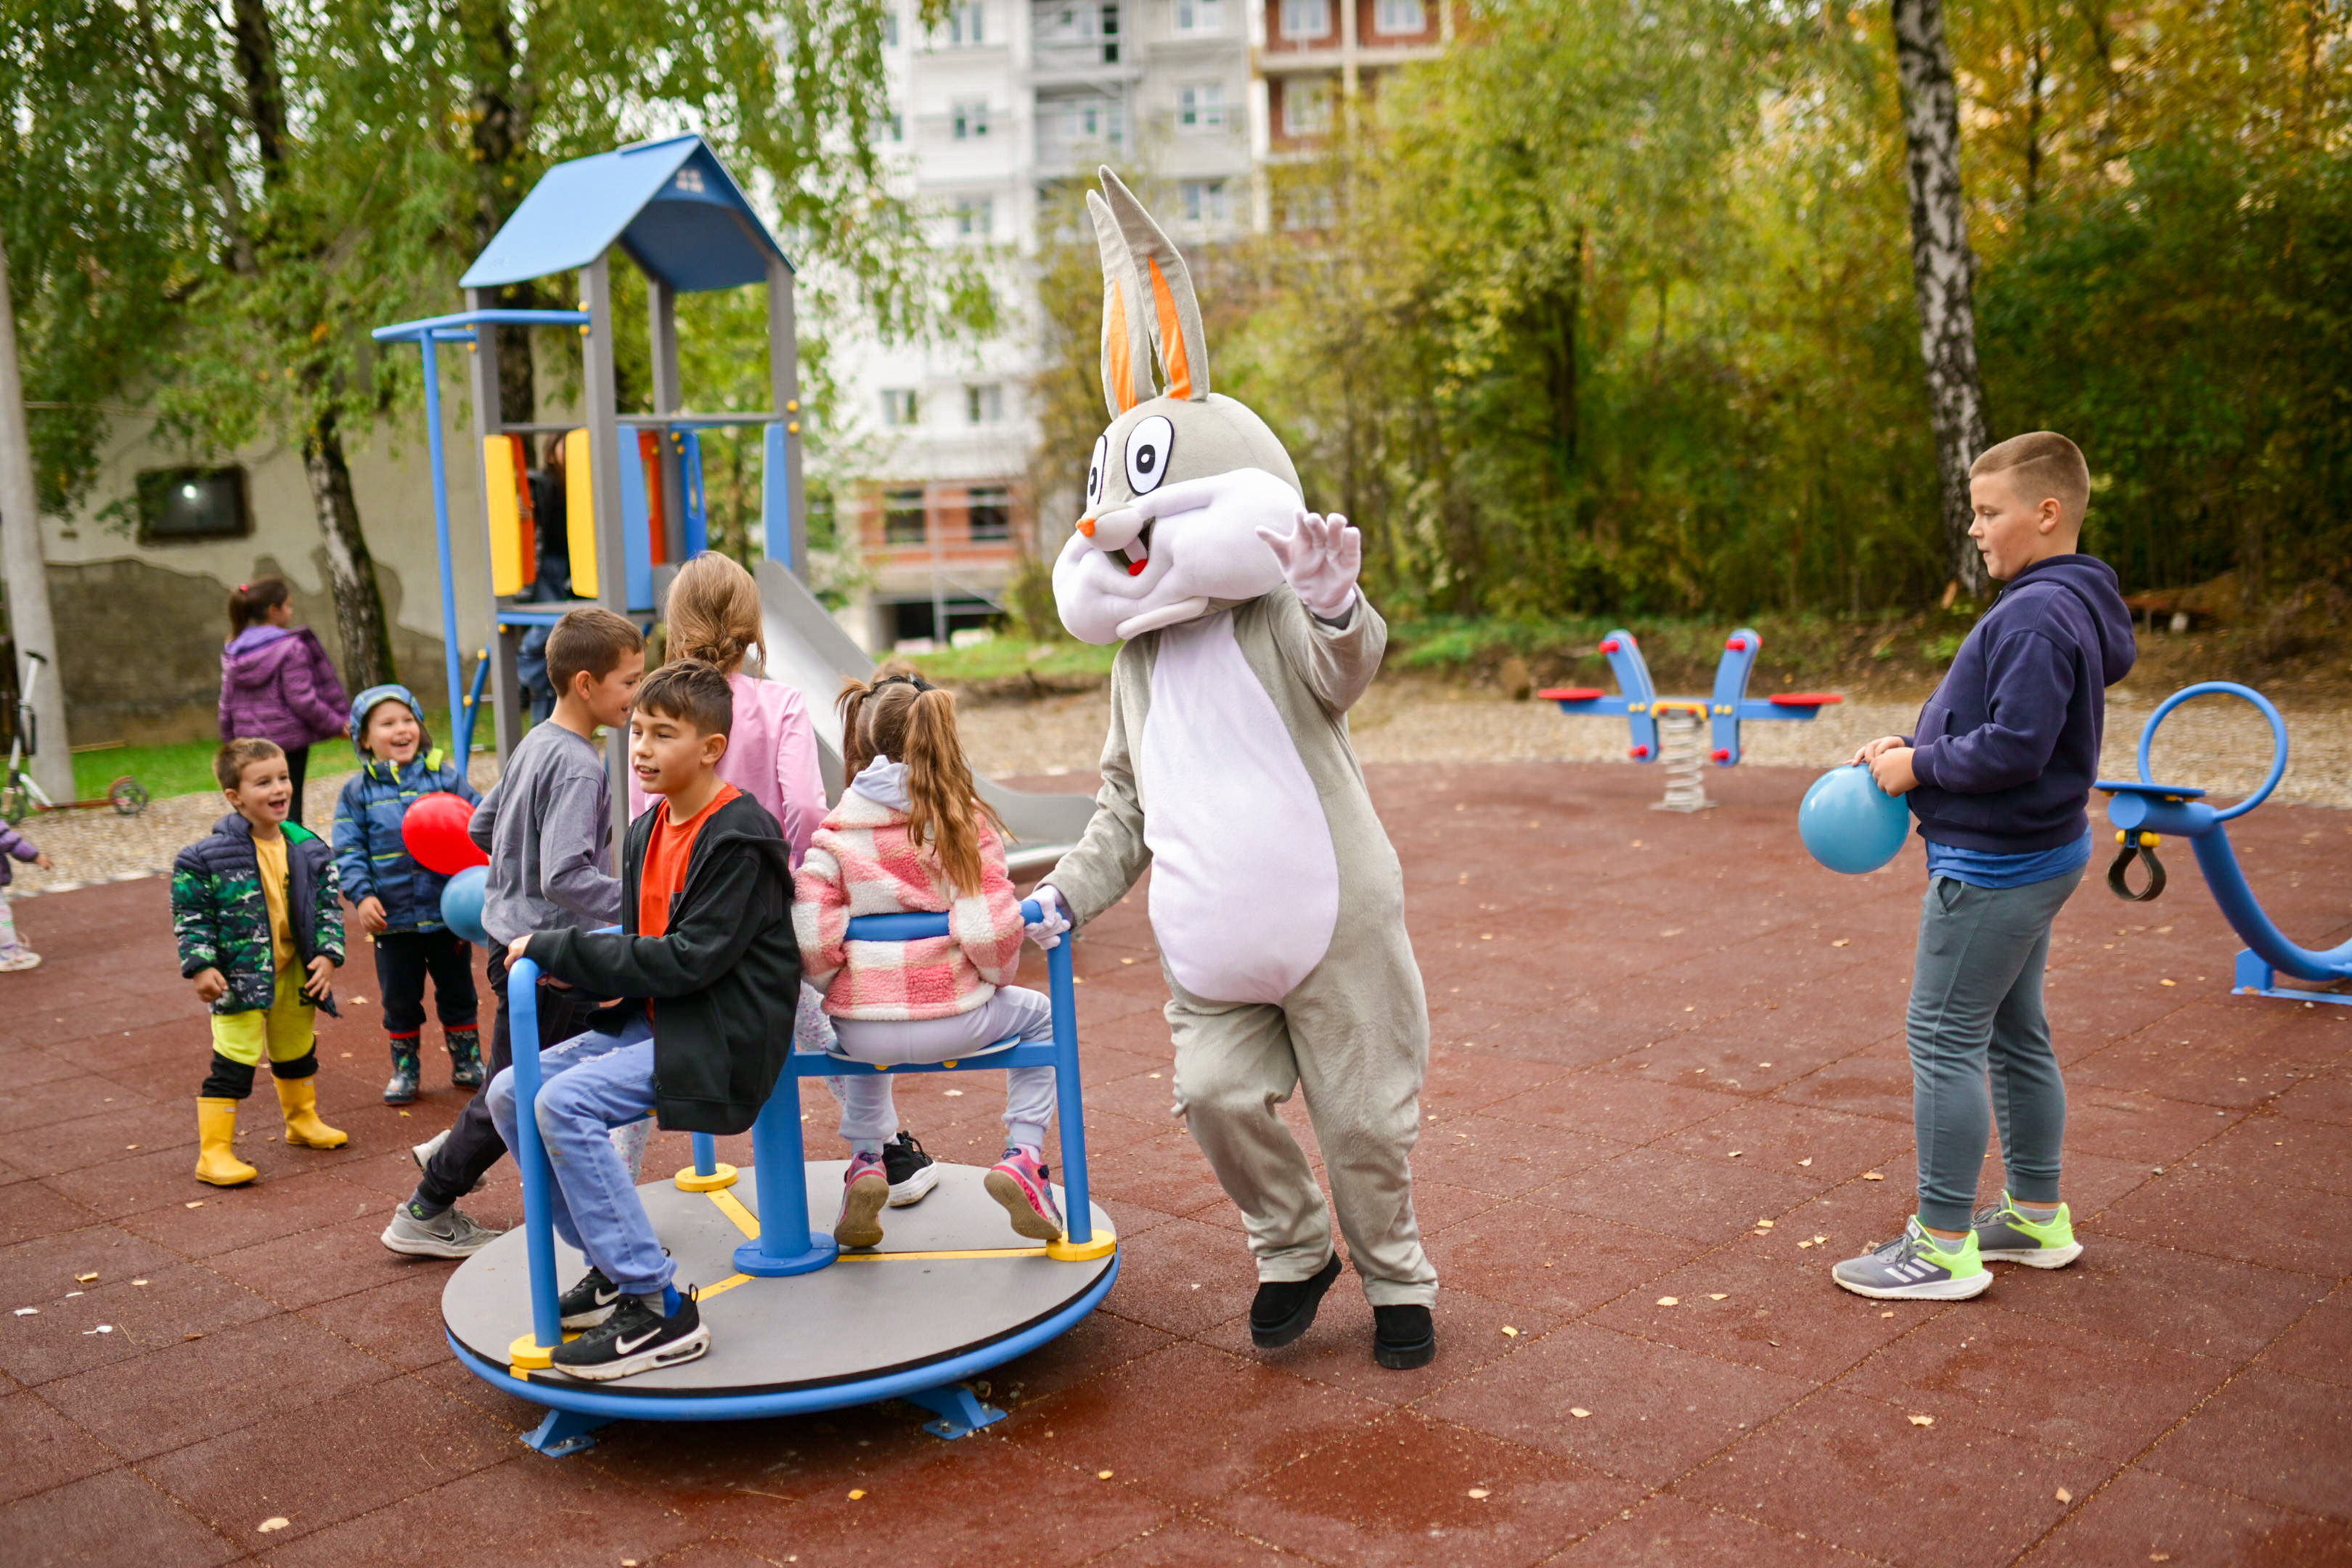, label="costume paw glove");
[1257,510,1361,623]
[1026,886,1072,950]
